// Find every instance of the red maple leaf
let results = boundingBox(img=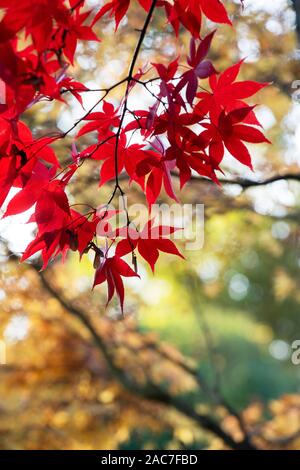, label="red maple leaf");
[161,0,231,38]
[53,9,99,64]
[196,60,268,125]
[115,219,184,272]
[92,0,130,31]
[59,77,88,107]
[3,166,71,221]
[201,107,271,169]
[175,32,216,105]
[21,209,99,269]
[21,229,70,270]
[76,101,120,138]
[93,255,139,311]
[131,149,179,206]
